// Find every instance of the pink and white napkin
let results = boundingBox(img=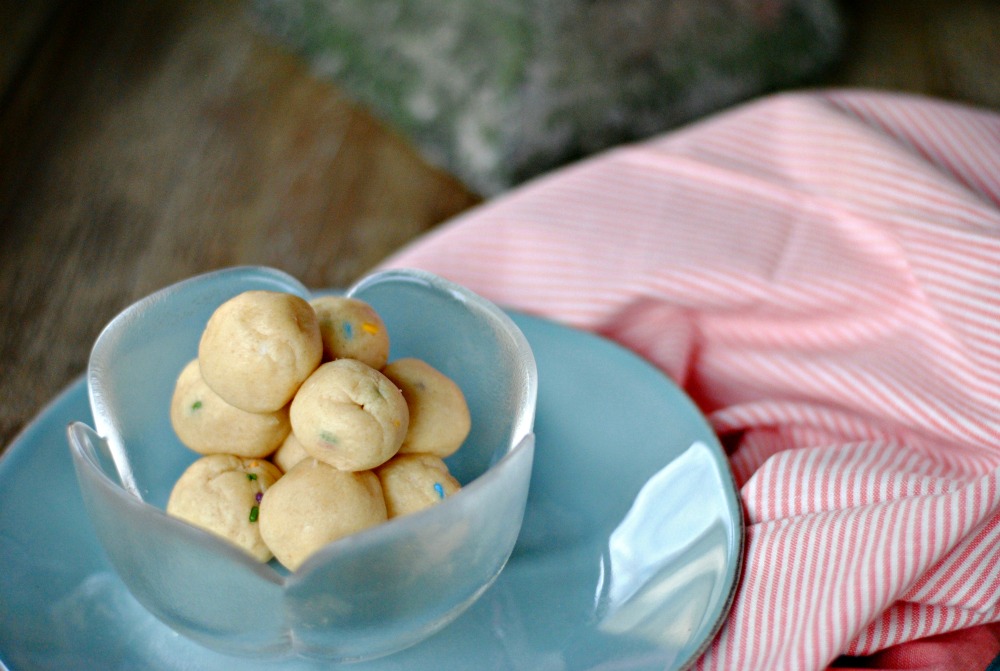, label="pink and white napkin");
[378,90,1000,670]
